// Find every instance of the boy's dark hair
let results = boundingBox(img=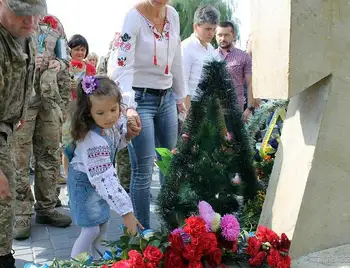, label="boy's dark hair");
[68,34,89,58]
[70,76,123,141]
[218,21,236,35]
